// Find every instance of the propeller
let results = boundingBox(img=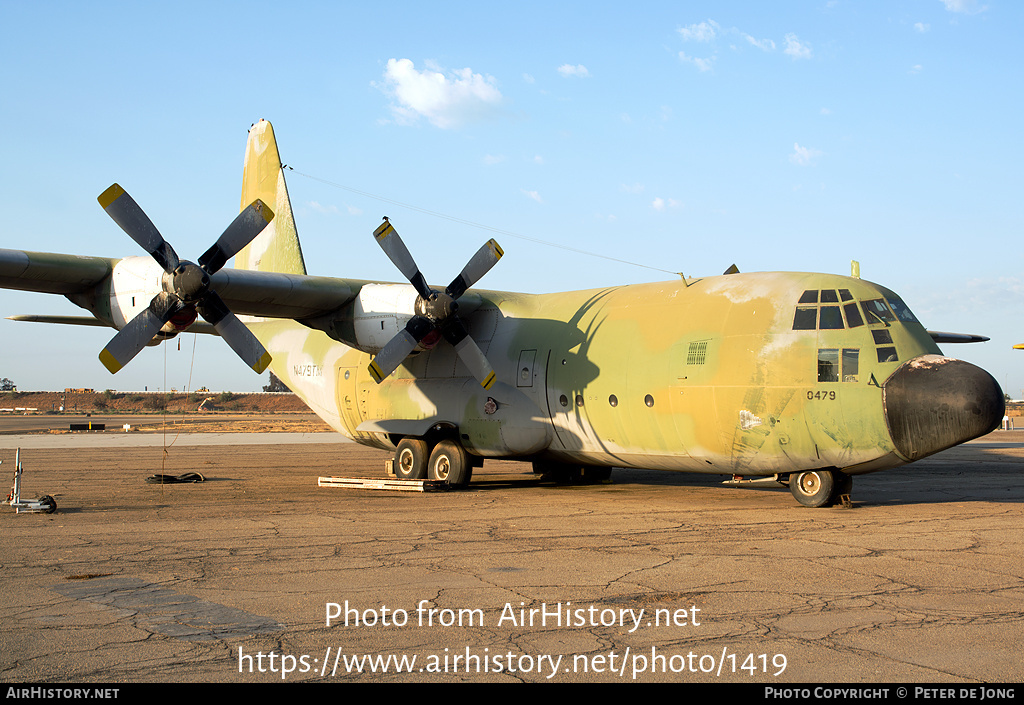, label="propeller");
[368,218,502,389]
[96,183,274,375]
